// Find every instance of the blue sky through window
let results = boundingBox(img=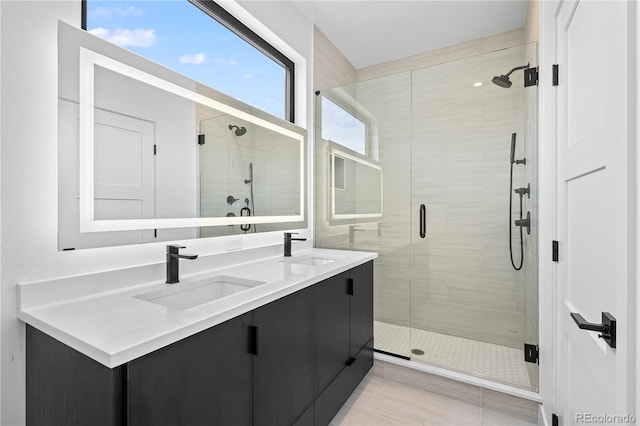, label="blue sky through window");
[321,97,366,155]
[86,1,286,119]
